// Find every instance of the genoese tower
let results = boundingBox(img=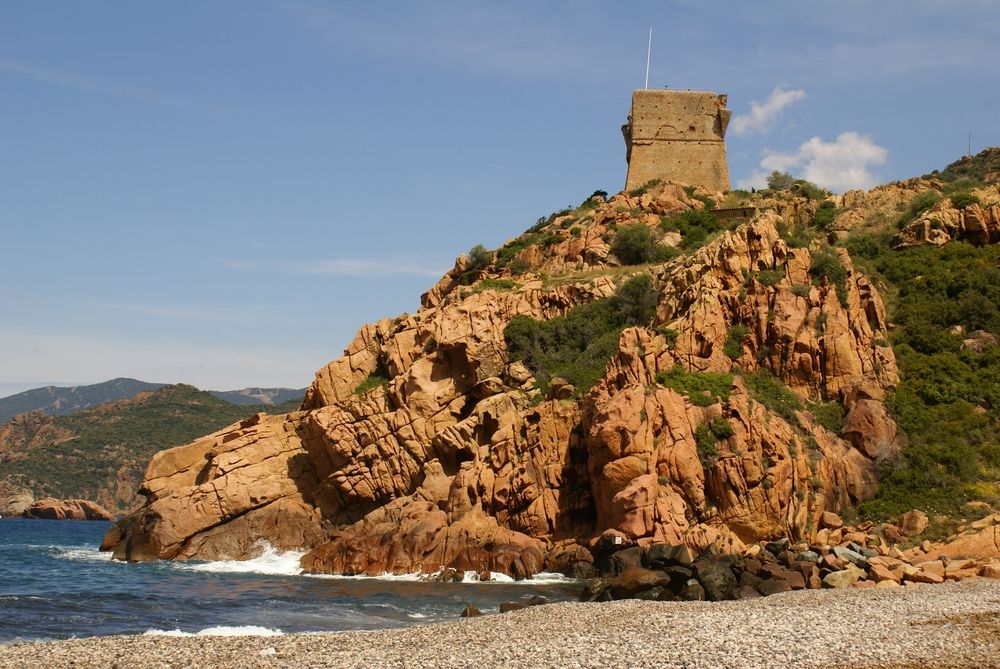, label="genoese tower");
[622,89,732,192]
